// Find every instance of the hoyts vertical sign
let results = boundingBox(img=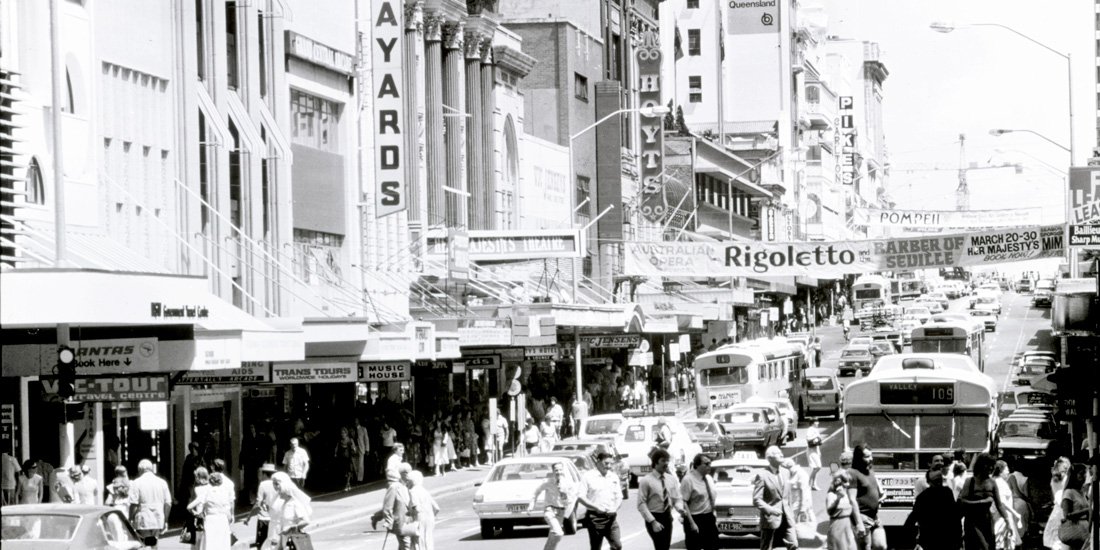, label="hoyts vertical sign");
[373,0,406,216]
[636,31,666,223]
[838,96,856,185]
